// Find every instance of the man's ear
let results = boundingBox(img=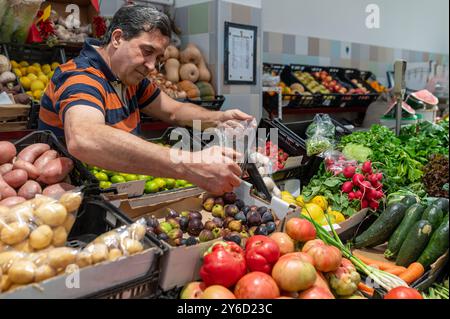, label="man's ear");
[111,29,123,48]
